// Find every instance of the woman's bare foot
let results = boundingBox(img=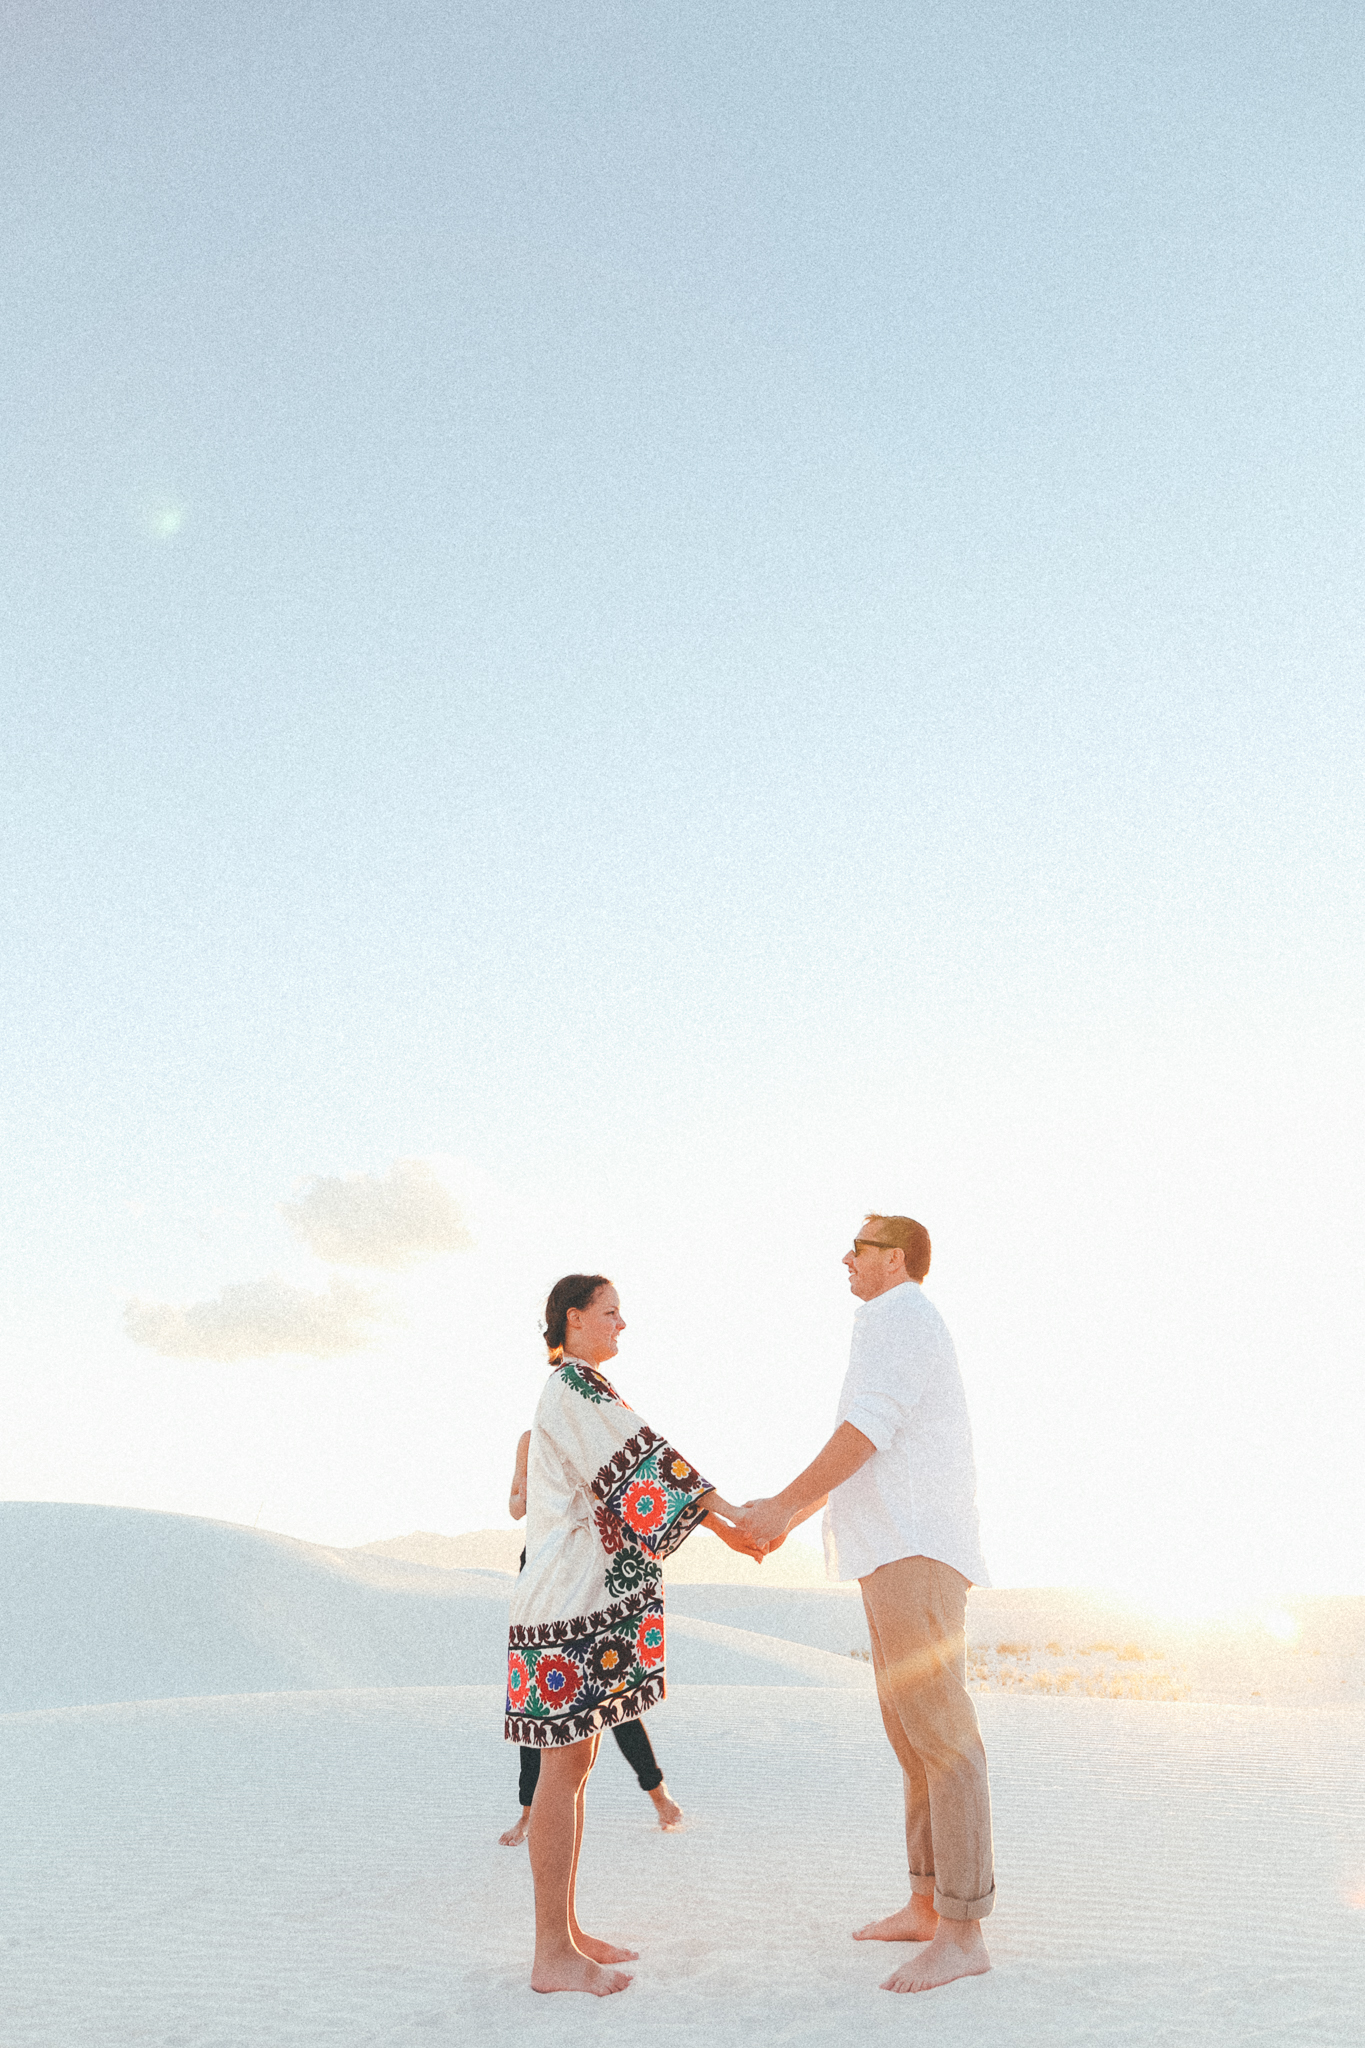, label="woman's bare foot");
[530,1947,633,1996]
[648,1783,683,1830]
[573,1933,640,1963]
[853,1896,939,1943]
[498,1808,531,1847]
[879,1920,991,1993]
